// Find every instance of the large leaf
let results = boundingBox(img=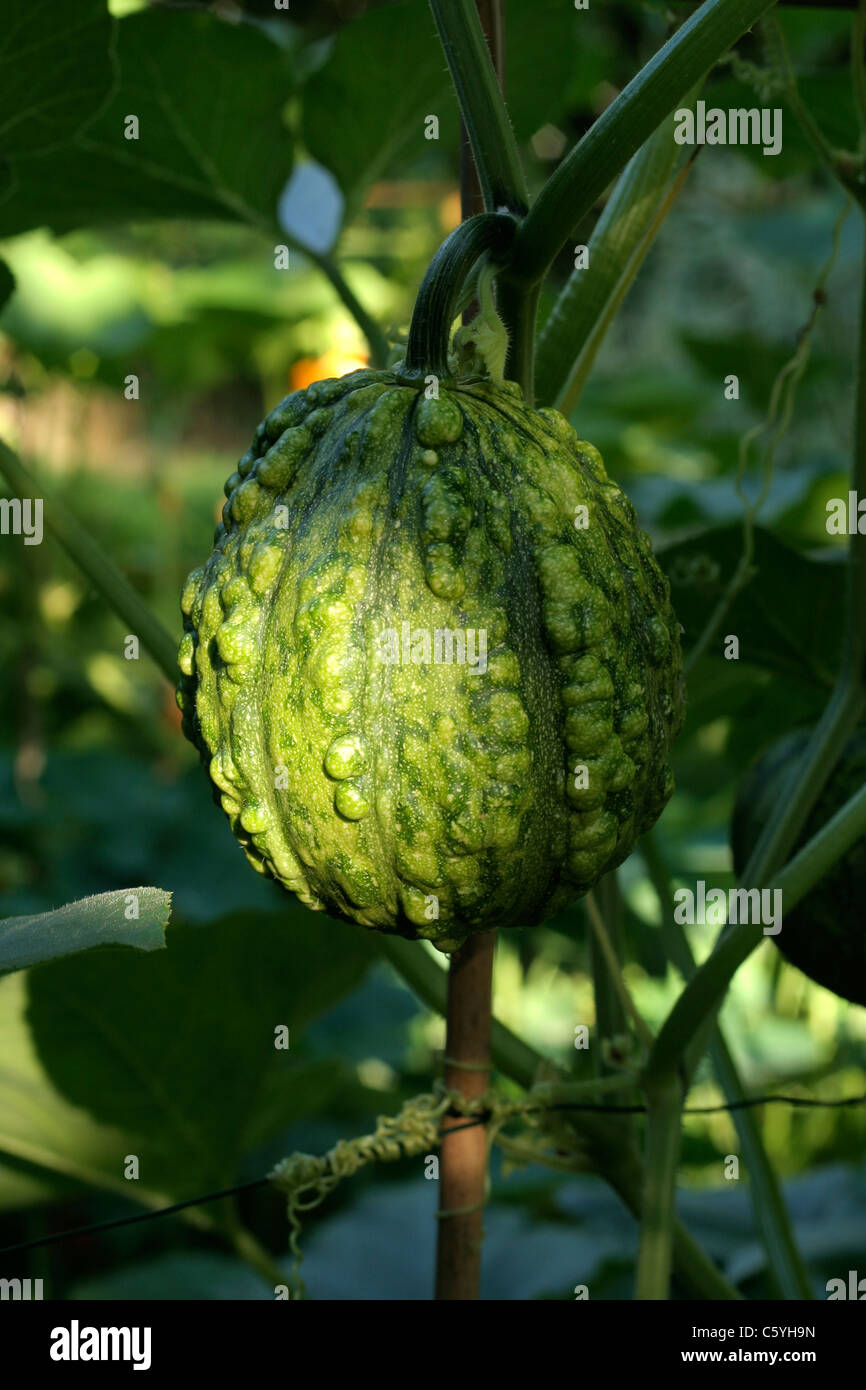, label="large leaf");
[0,0,115,159]
[0,9,294,237]
[299,0,633,224]
[0,888,169,976]
[302,0,459,217]
[659,523,844,685]
[25,909,375,1196]
[0,972,134,1212]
